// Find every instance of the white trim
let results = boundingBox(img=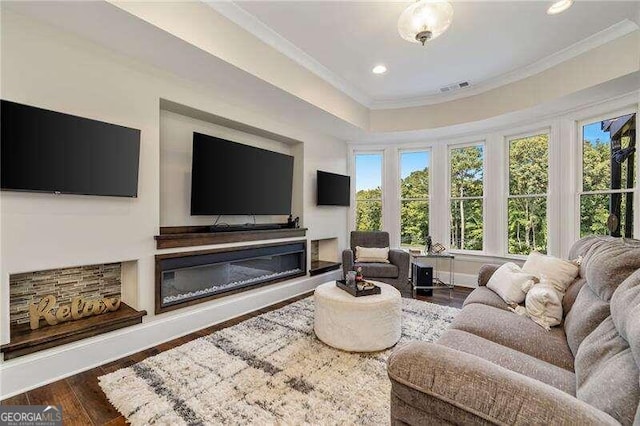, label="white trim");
[453,273,478,288]
[0,271,341,399]
[204,3,637,110]
[204,0,372,107]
